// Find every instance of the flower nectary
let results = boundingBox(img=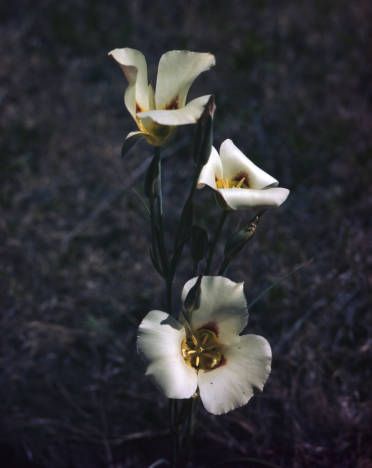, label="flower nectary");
[181,328,223,371]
